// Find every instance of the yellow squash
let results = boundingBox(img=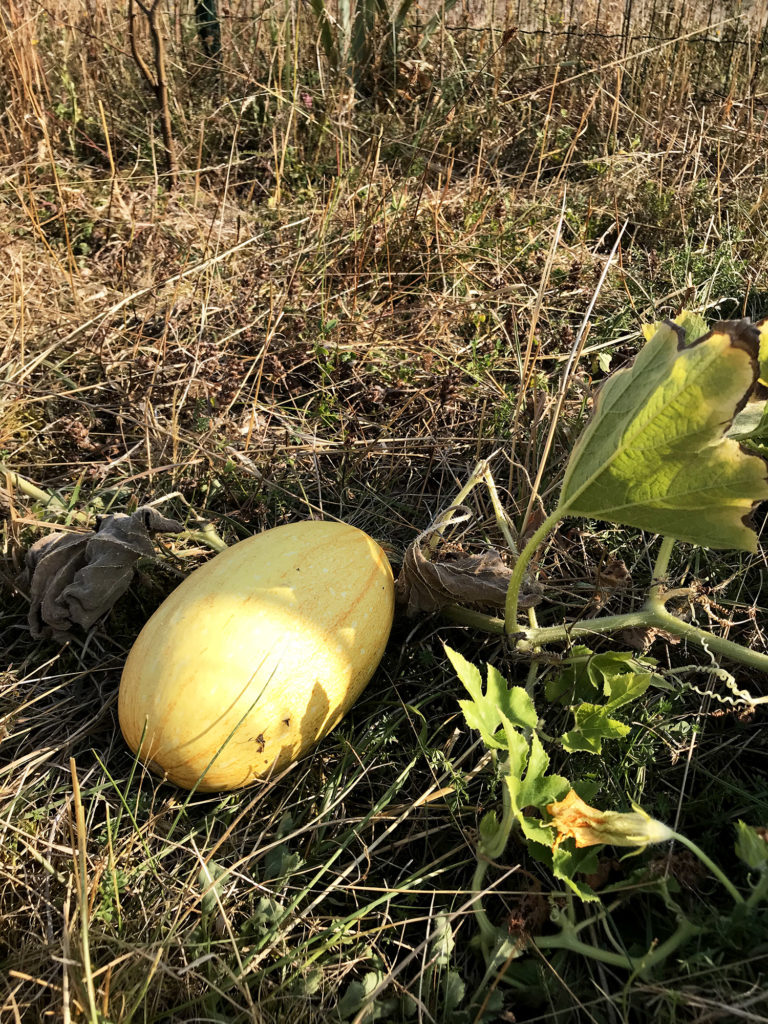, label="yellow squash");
[118,520,395,791]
